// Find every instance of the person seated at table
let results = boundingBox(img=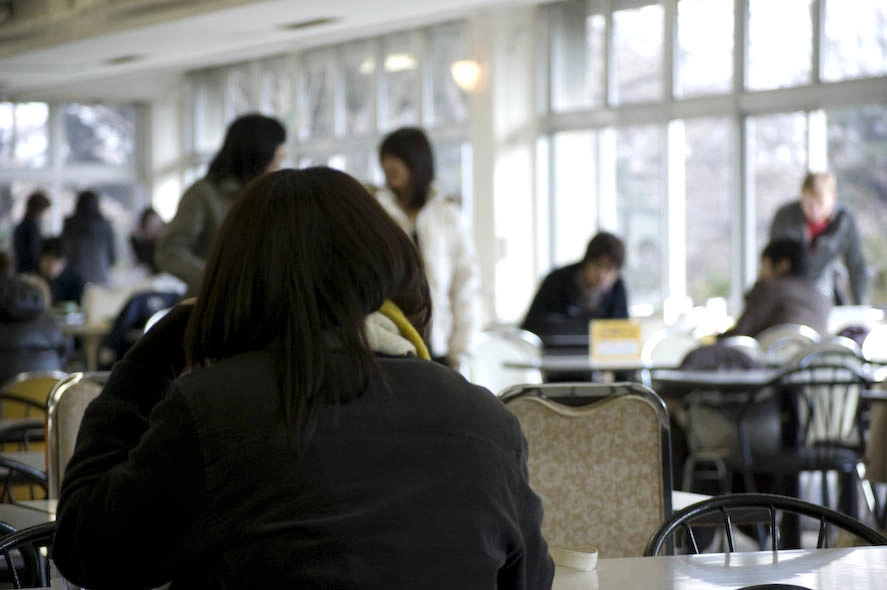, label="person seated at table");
[521,231,628,338]
[723,238,830,338]
[53,167,553,590]
[38,237,85,306]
